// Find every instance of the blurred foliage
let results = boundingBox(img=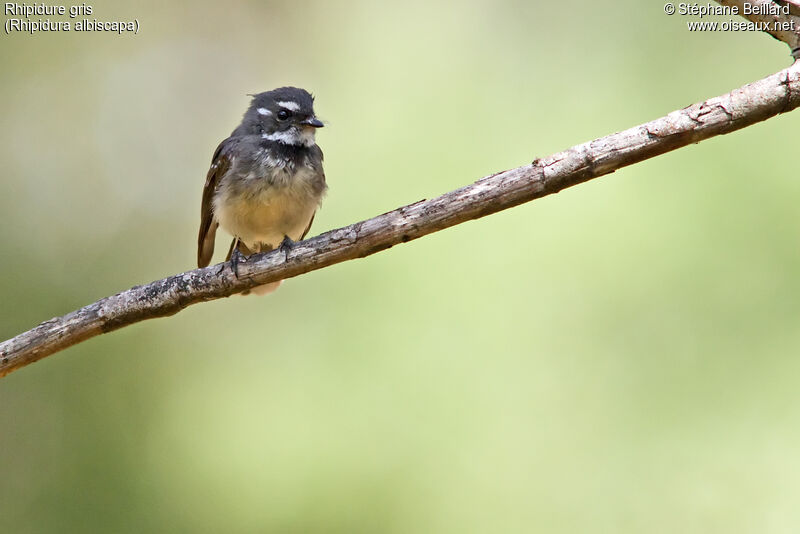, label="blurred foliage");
[1,1,799,532]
